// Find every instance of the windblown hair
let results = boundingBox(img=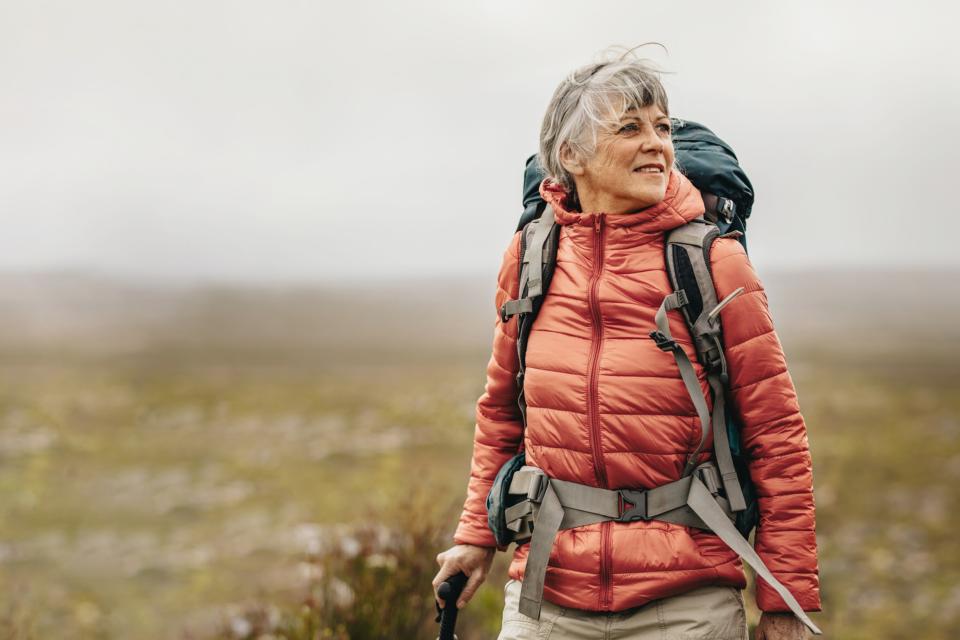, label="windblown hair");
[539,46,670,201]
